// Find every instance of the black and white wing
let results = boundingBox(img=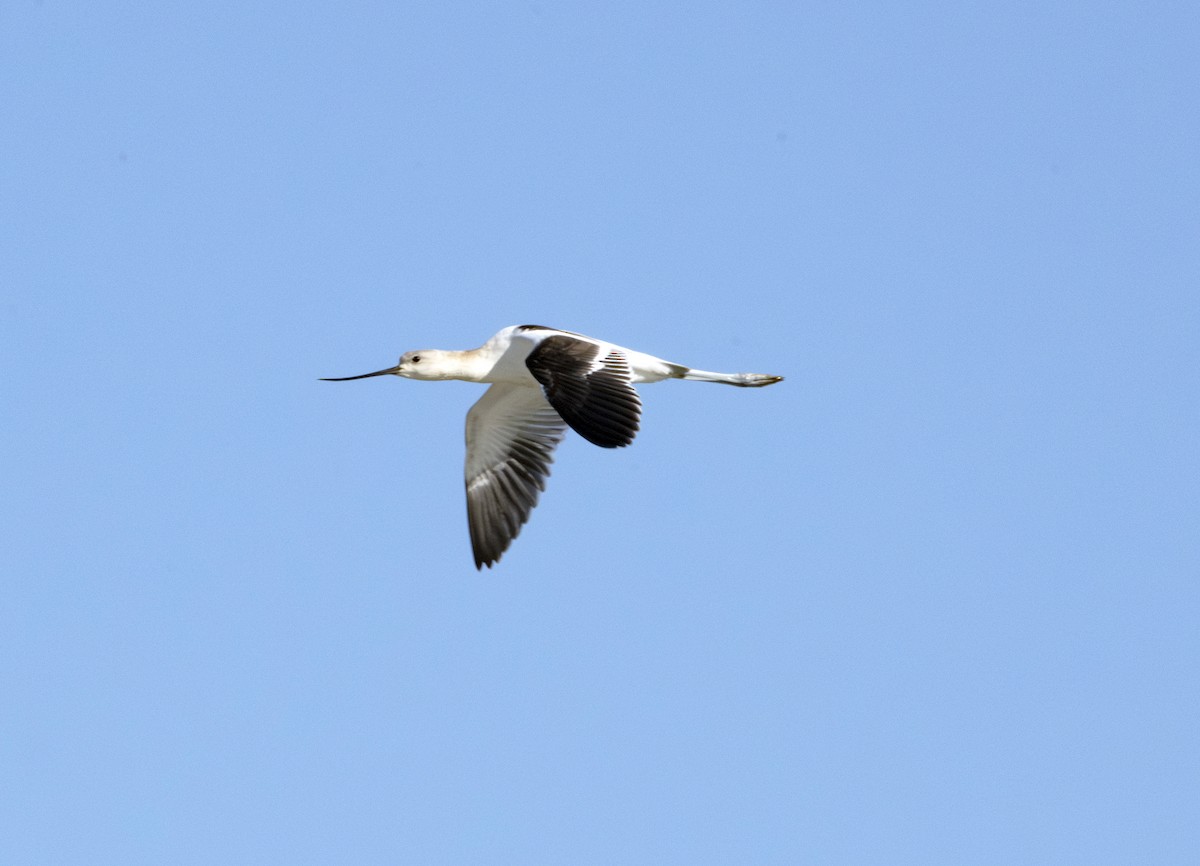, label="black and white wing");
[465,384,568,569]
[524,334,642,448]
